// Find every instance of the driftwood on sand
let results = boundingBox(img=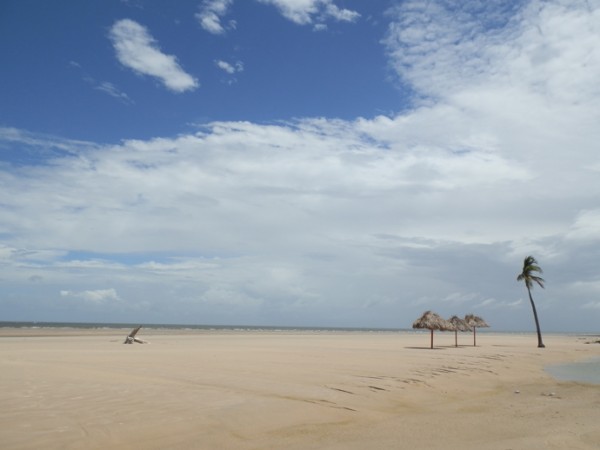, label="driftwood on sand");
[123,325,149,344]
